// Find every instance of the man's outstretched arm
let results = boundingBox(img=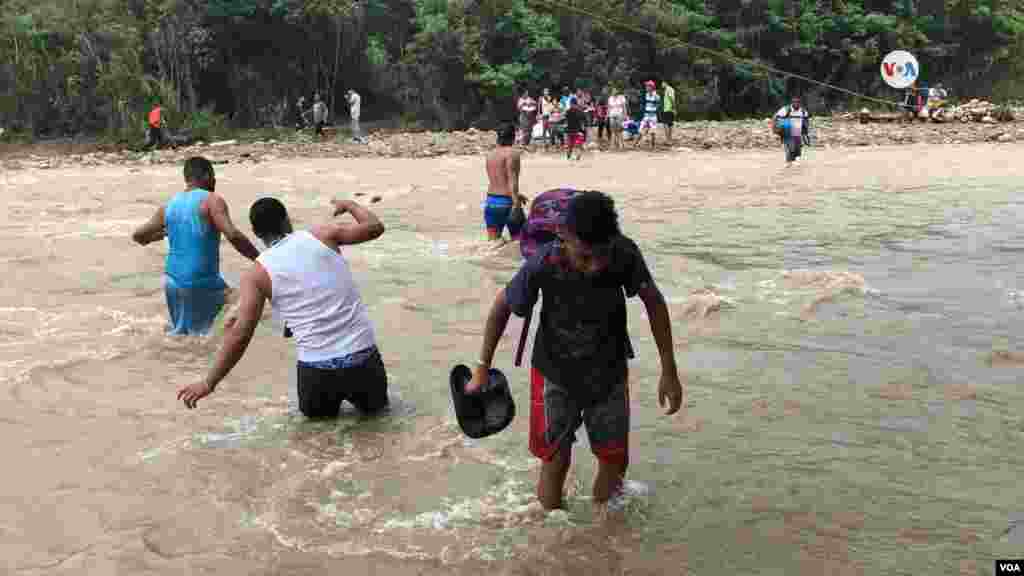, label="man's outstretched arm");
[178,265,268,408]
[207,194,260,261]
